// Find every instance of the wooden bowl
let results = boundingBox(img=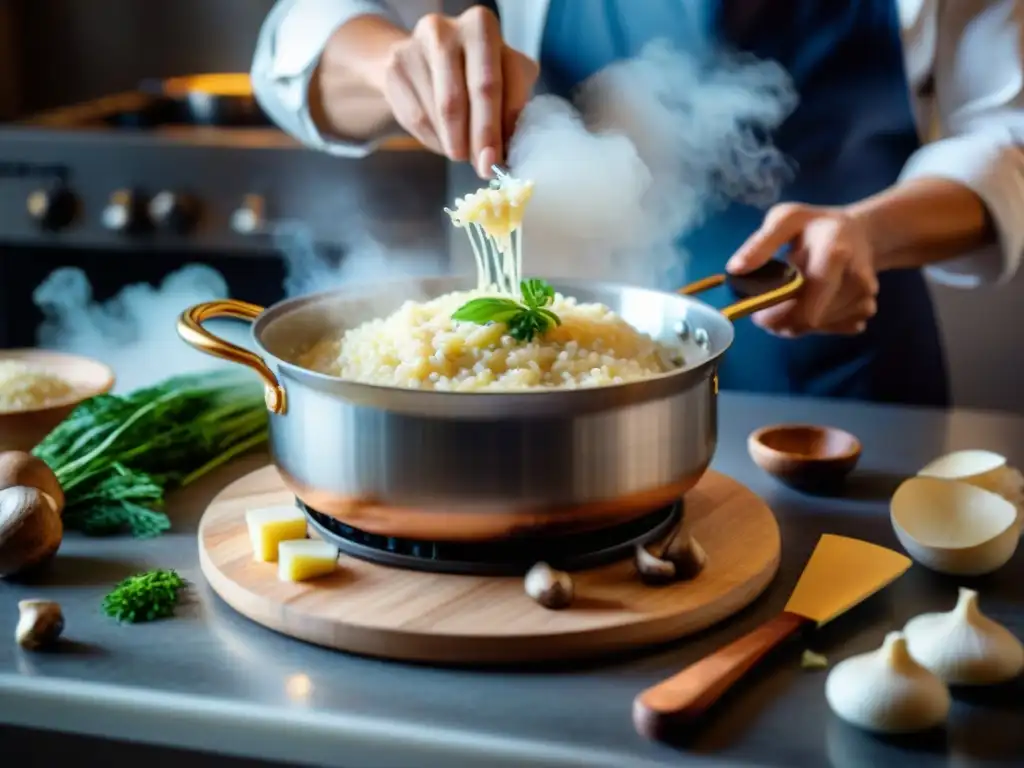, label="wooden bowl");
[0,349,115,453]
[748,423,862,493]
